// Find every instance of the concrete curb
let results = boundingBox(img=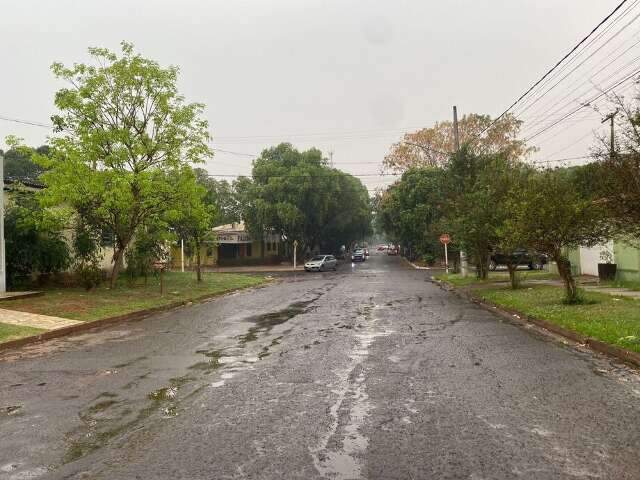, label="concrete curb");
[401,257,433,270]
[0,282,270,354]
[431,278,640,369]
[0,291,45,302]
